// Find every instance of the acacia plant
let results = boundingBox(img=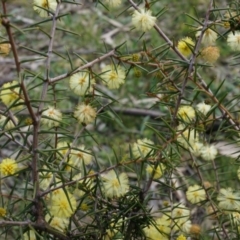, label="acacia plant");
[1,0,240,239]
